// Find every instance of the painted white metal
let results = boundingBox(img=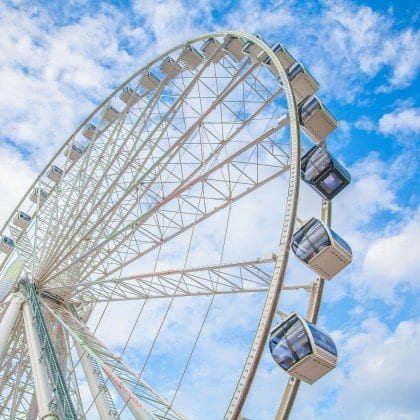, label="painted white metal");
[275,200,332,419]
[0,293,24,359]
[224,31,301,420]
[22,300,58,420]
[103,367,156,420]
[75,342,115,420]
[42,300,181,419]
[0,30,325,418]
